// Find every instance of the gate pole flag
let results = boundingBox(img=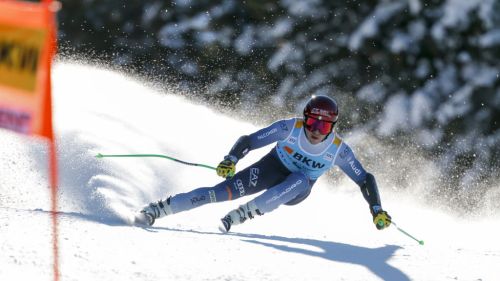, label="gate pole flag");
[0,0,59,280]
